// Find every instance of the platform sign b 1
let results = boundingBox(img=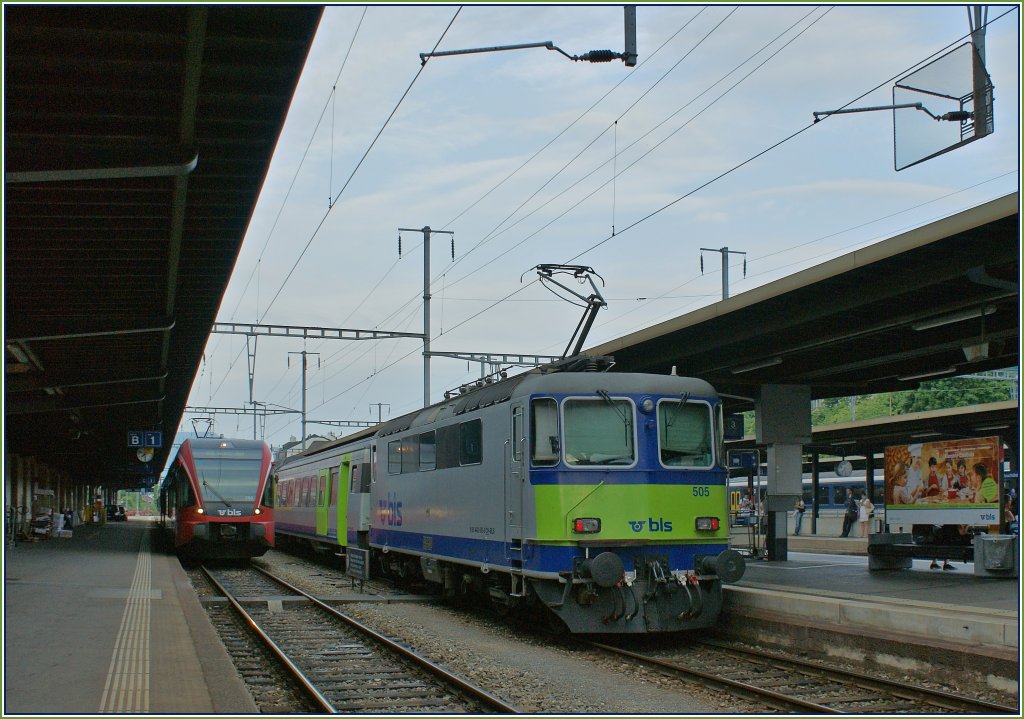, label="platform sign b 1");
[128,431,144,448]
